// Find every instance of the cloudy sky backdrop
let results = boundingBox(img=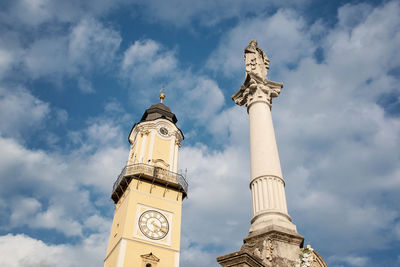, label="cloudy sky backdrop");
[0,0,399,266]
